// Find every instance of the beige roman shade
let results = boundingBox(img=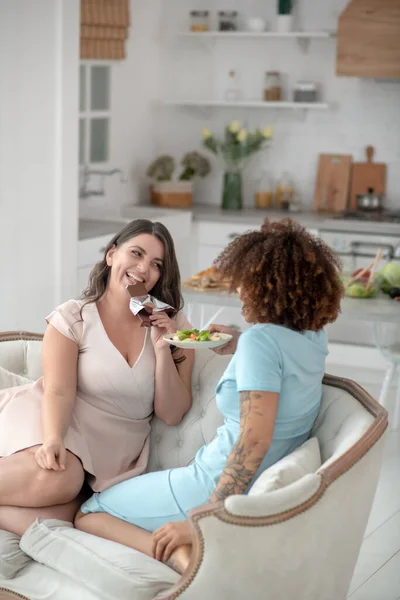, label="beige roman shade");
[80,0,130,60]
